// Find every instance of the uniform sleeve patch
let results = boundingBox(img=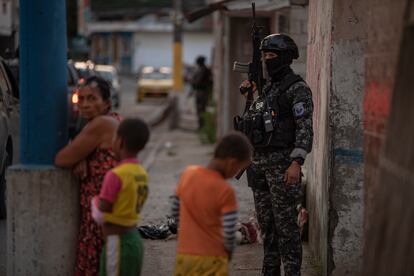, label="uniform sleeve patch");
[293,102,305,117]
